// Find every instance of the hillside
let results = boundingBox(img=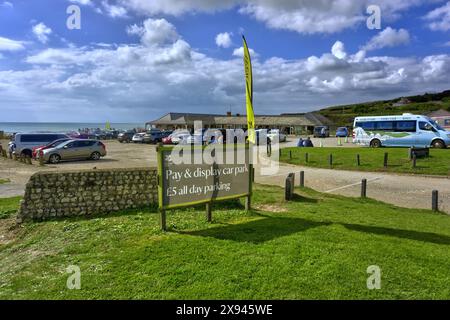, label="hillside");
[318,90,450,127]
